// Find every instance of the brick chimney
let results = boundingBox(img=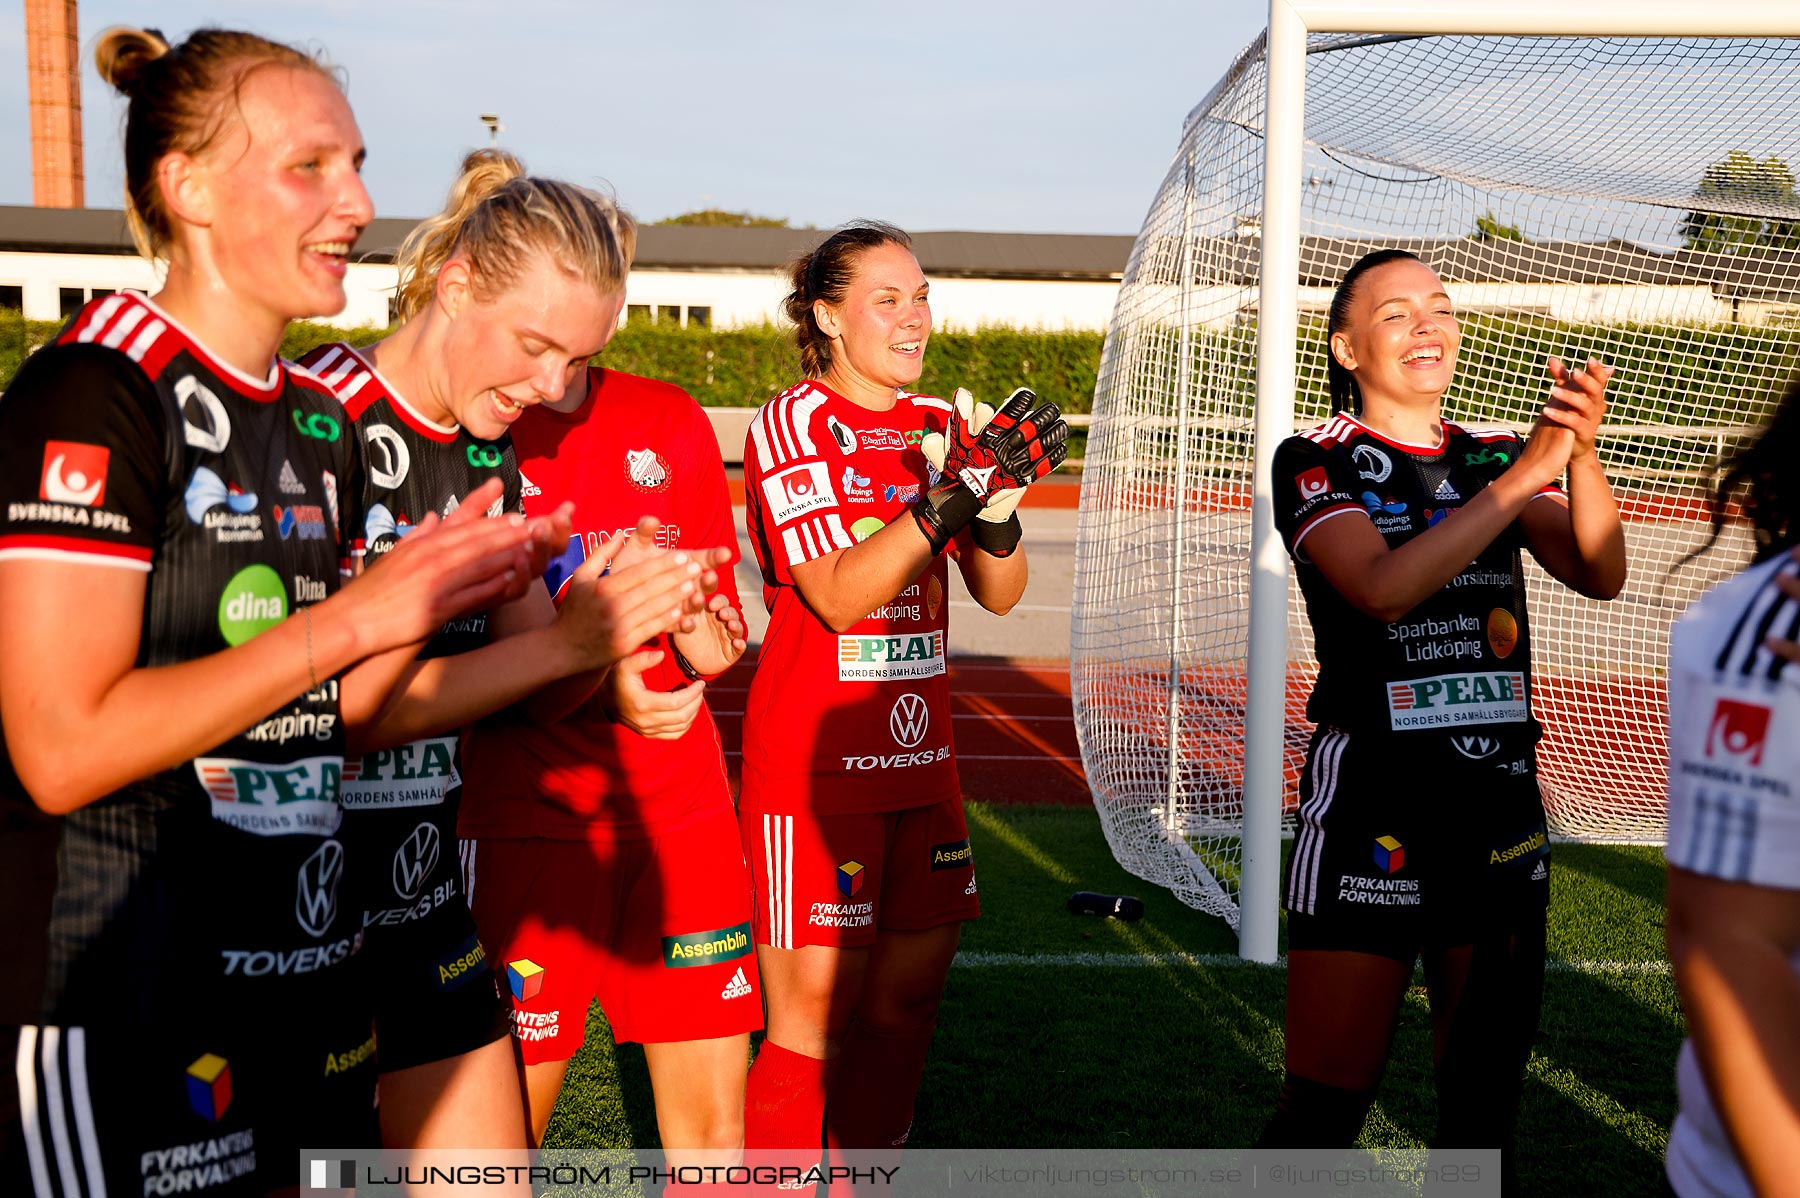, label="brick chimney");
[25,0,84,208]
